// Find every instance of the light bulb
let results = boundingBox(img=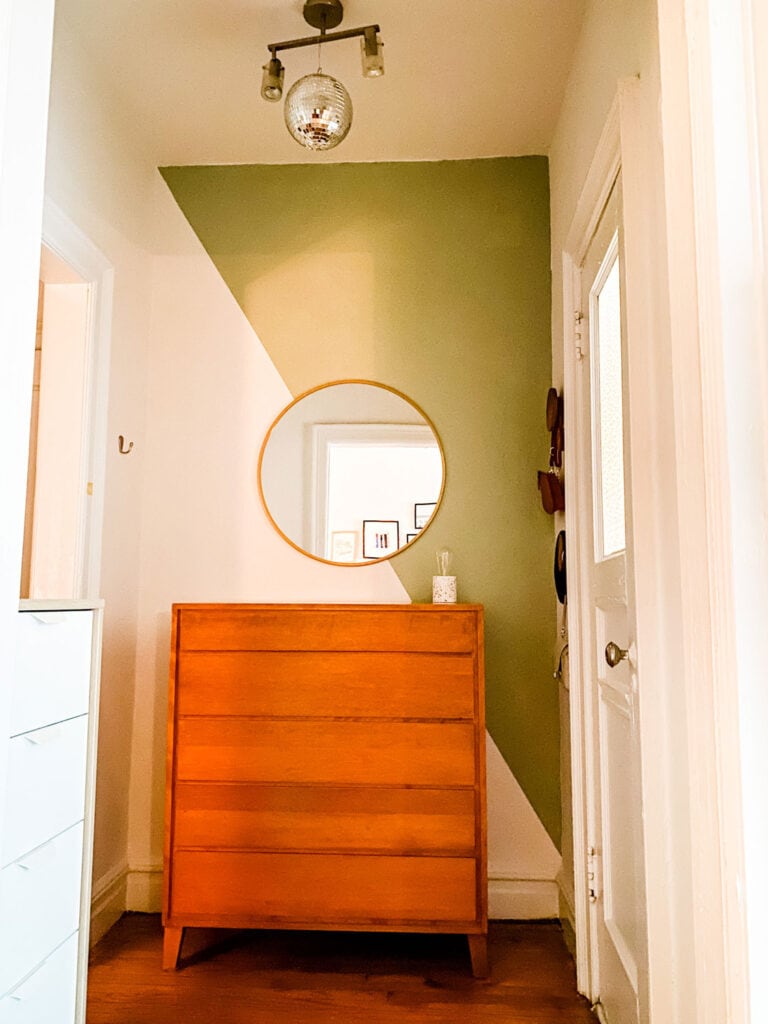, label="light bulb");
[261,57,284,102]
[361,29,384,78]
